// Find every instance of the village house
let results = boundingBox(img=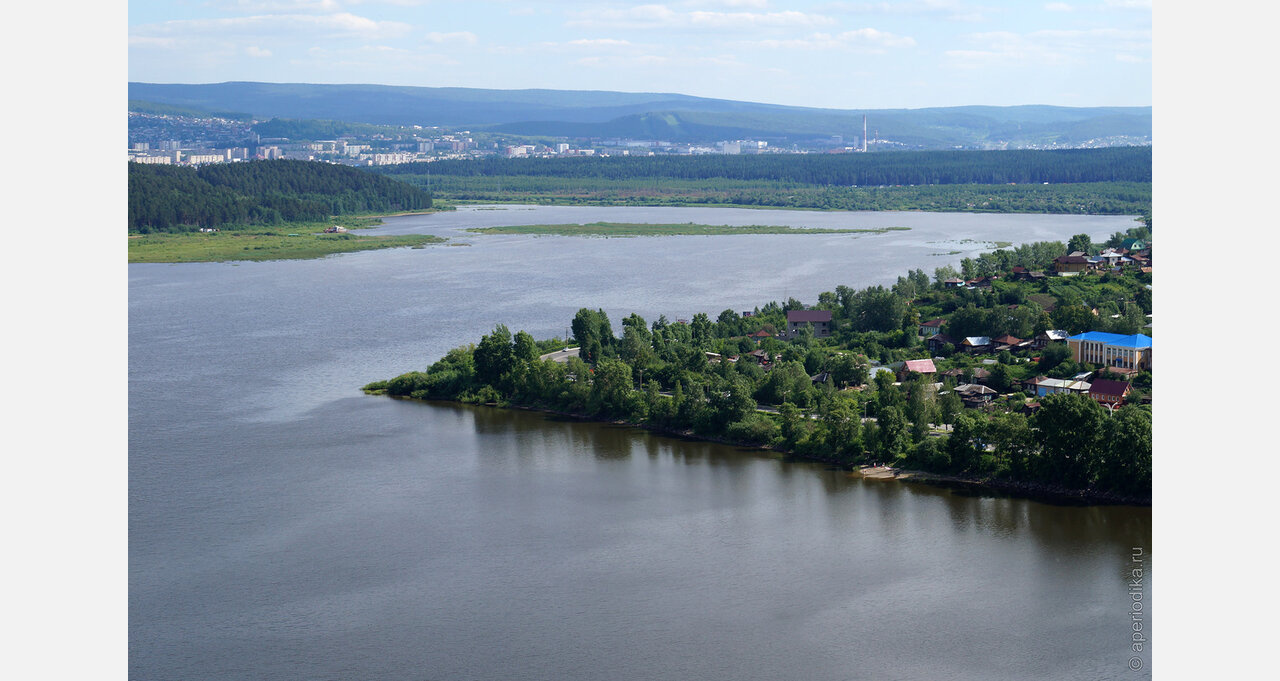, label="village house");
[954,383,998,407]
[1032,329,1070,349]
[898,358,937,380]
[1088,378,1132,408]
[1009,266,1047,282]
[990,334,1025,351]
[1054,252,1090,276]
[961,336,992,354]
[927,333,955,355]
[919,319,945,337]
[786,309,832,338]
[1022,376,1092,398]
[941,367,991,385]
